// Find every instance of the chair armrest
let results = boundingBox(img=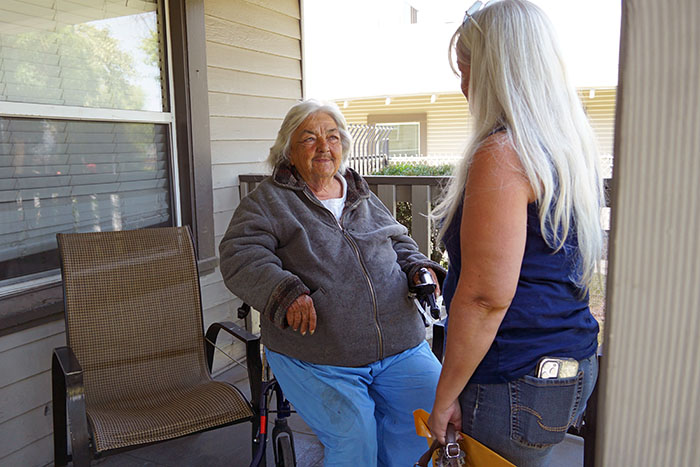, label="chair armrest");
[205,321,263,412]
[53,346,83,375]
[52,347,91,466]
